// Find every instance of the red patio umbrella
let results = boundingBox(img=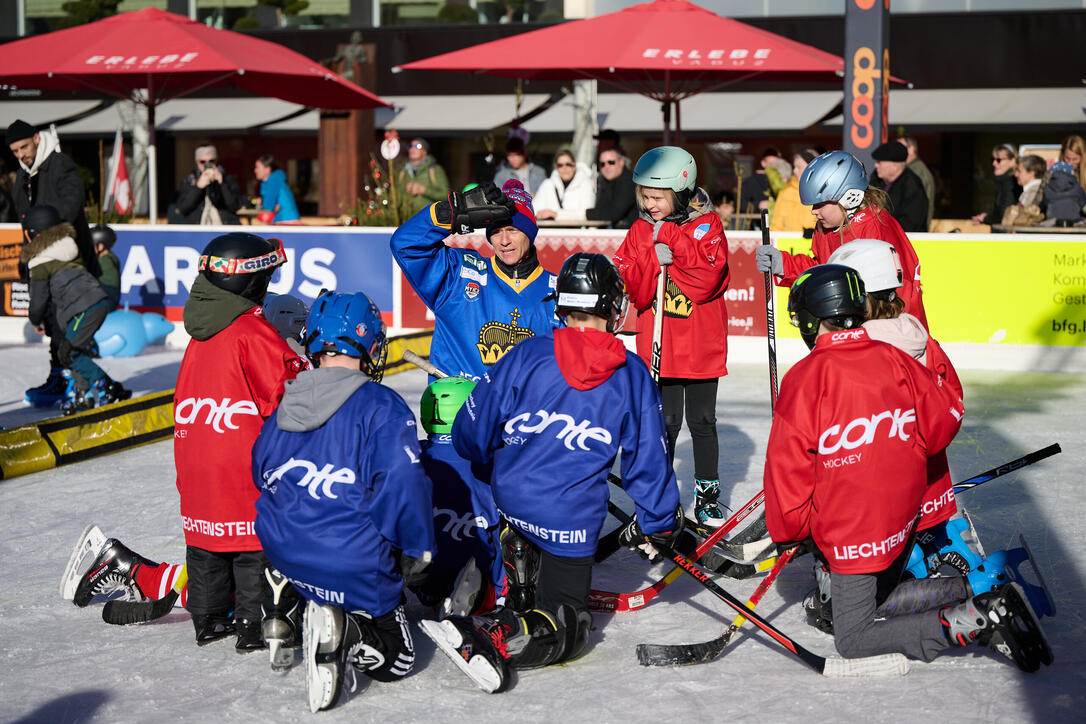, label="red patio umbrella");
[398,0,849,144]
[0,8,391,222]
